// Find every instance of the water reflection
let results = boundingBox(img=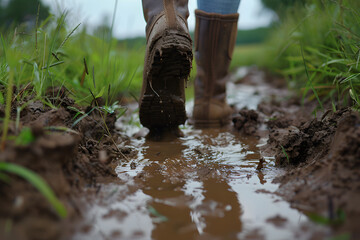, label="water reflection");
[127,126,259,239]
[76,72,329,240]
